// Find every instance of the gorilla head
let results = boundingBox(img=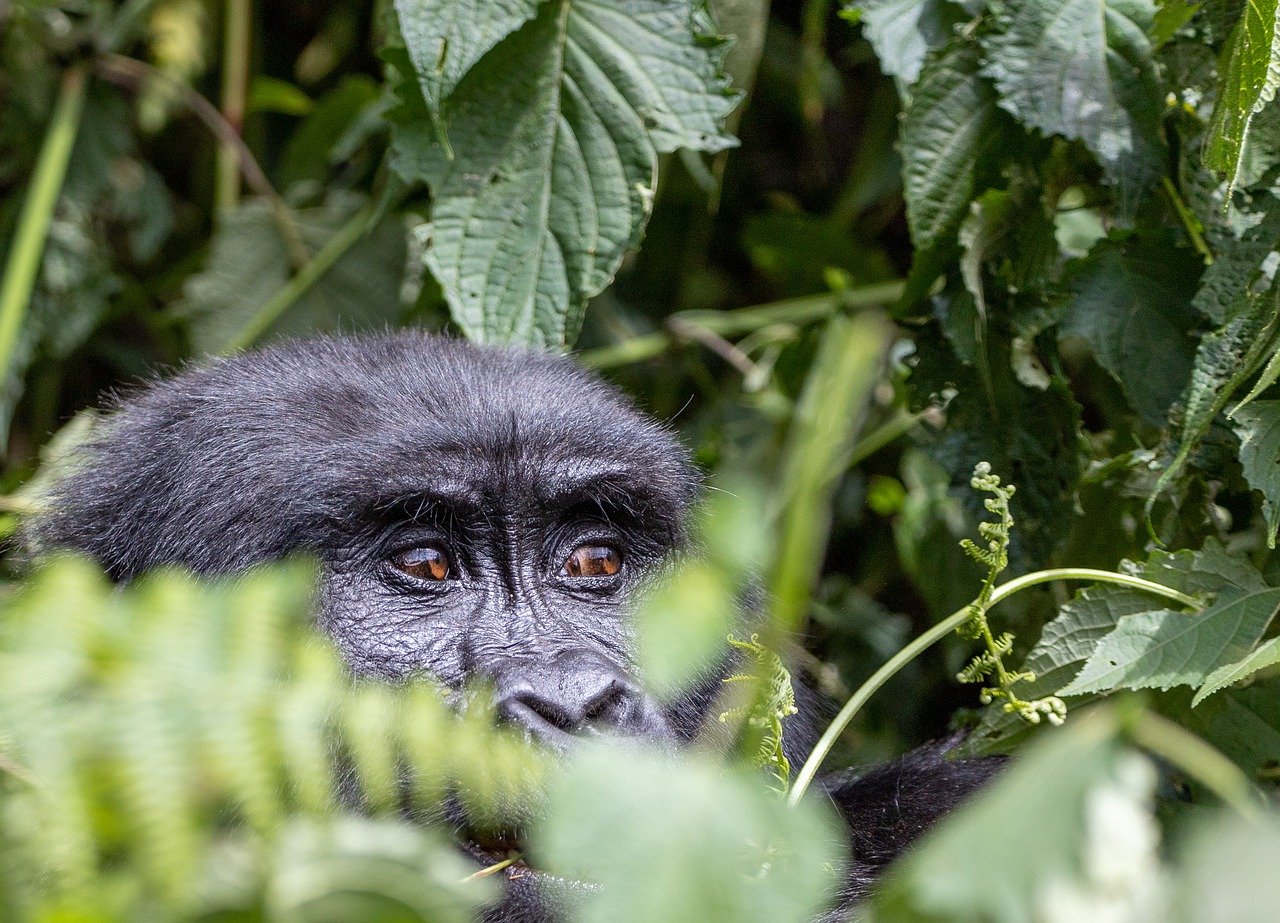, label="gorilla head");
[31,334,712,748]
[27,331,997,917]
